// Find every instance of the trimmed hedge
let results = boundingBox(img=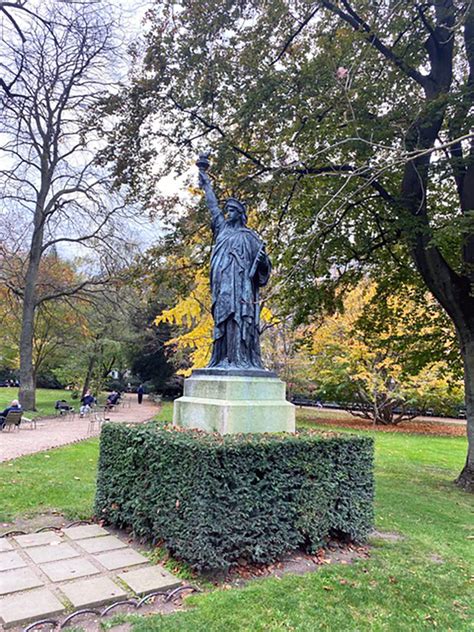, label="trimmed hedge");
[95,425,374,572]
